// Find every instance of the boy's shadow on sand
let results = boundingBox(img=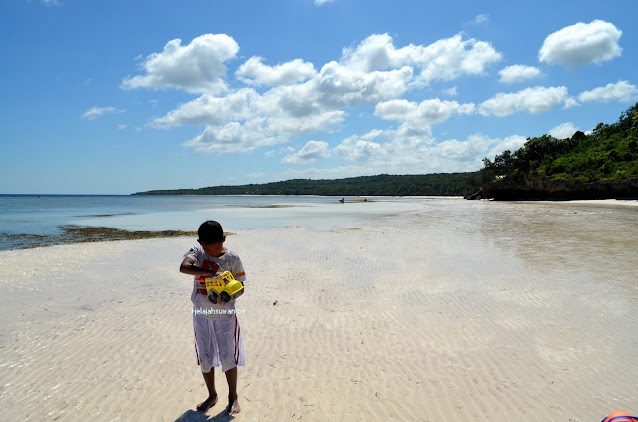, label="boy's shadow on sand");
[174,409,235,422]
